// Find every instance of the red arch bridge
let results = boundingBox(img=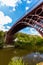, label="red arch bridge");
[5,2,43,44]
